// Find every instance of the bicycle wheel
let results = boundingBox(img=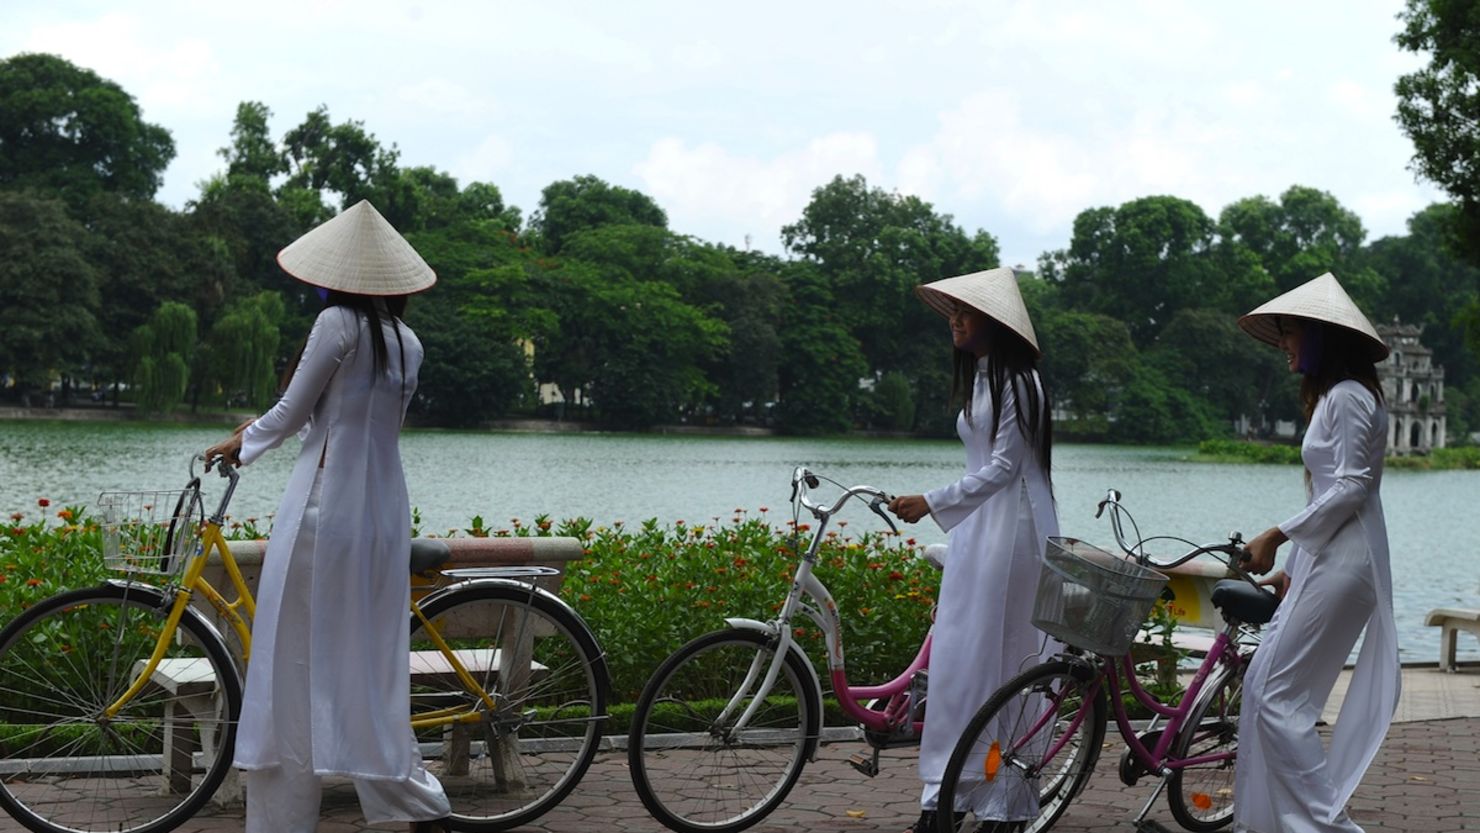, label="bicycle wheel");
[627,628,821,833]
[0,584,241,833]
[409,582,608,832]
[1166,661,1243,831]
[937,661,1106,833]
